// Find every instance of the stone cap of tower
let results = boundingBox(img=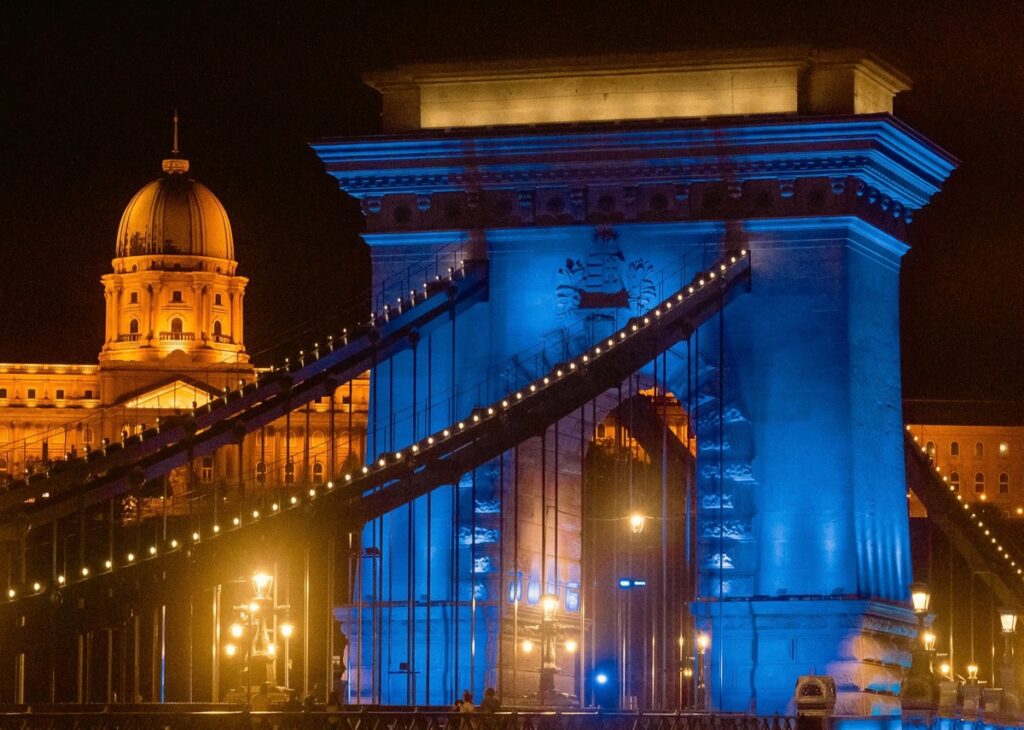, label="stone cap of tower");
[364,47,912,132]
